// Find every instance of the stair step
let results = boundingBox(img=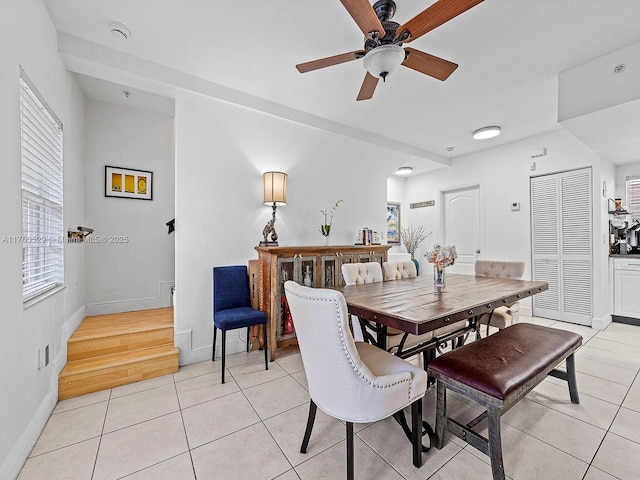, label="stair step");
[59,345,179,400]
[67,326,174,362]
[70,307,174,342]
